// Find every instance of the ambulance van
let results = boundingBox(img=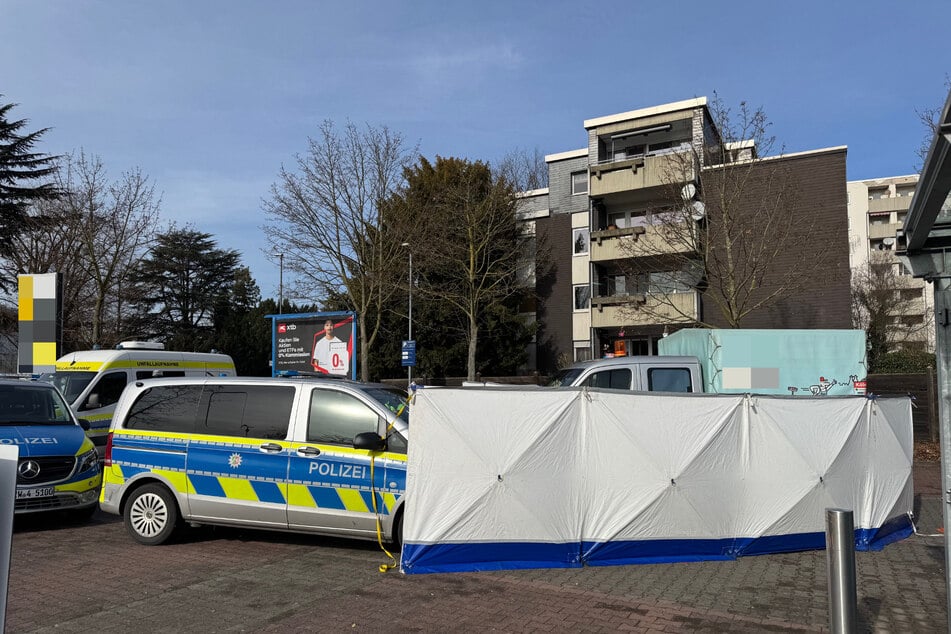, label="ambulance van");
[40,342,236,454]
